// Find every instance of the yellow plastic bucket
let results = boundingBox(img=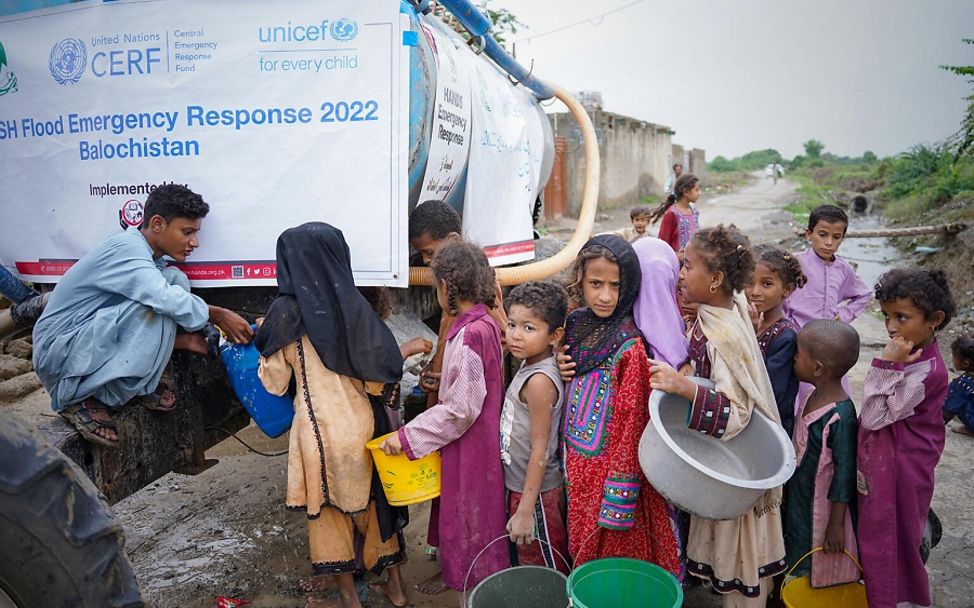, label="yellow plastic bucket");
[781,548,867,608]
[366,432,441,506]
